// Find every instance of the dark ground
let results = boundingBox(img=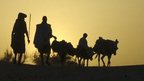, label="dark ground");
[0,63,144,81]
